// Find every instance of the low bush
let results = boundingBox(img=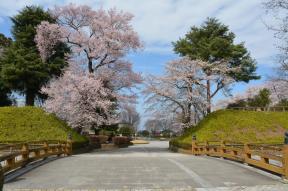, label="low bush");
[88,135,101,148]
[88,135,109,147]
[112,136,131,147]
[118,126,134,136]
[98,135,109,143]
[169,139,191,150]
